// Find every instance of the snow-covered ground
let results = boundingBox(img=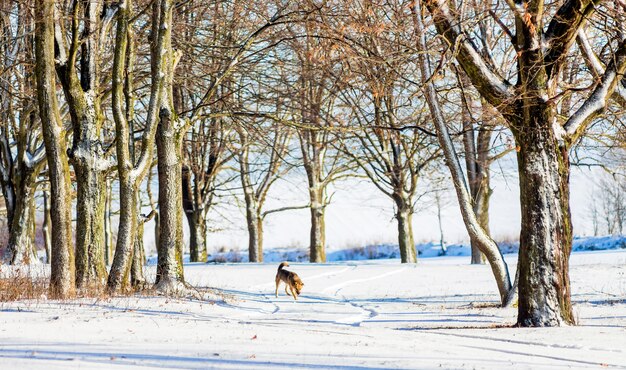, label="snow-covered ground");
[1,250,626,369]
